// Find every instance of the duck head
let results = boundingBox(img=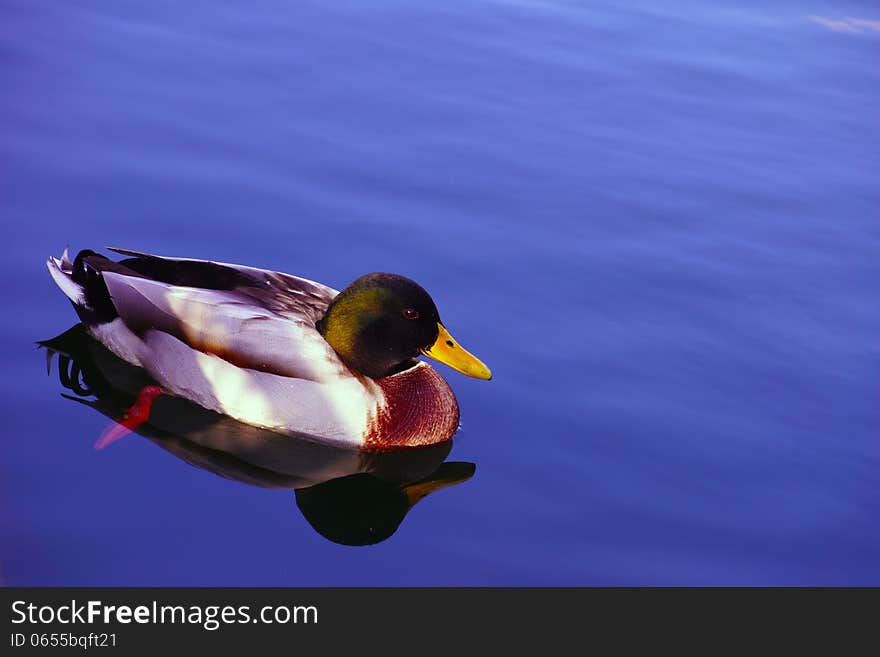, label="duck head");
[316,273,492,380]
